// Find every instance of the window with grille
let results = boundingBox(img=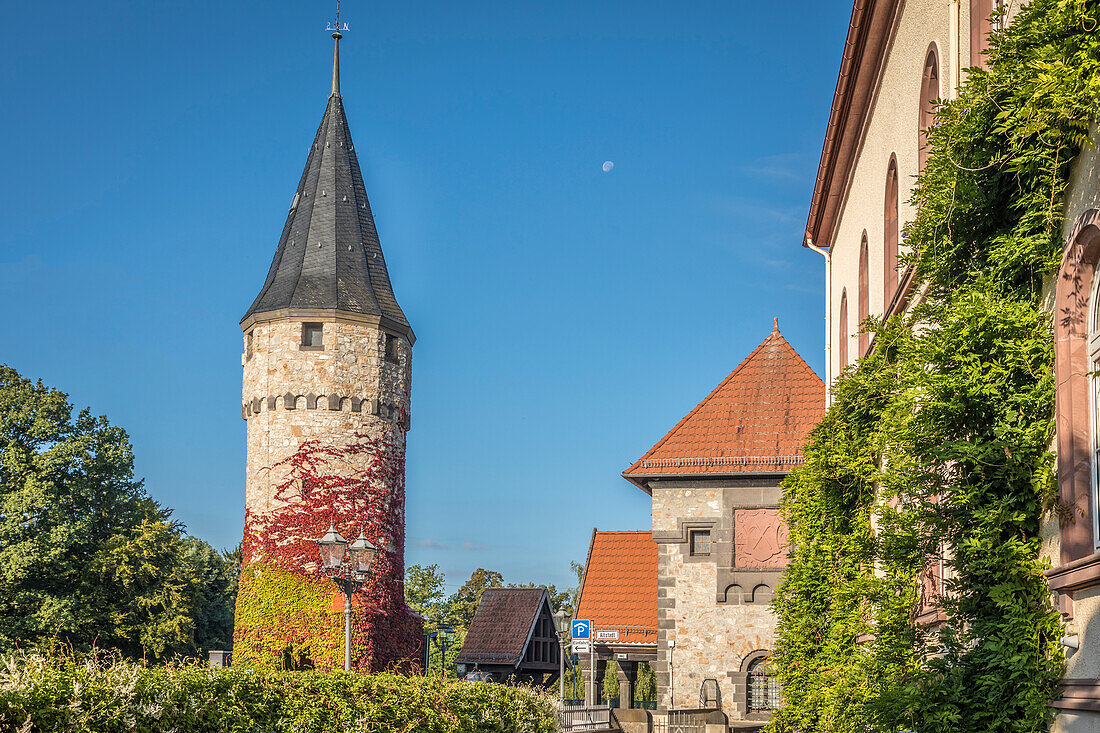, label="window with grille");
[747,657,780,712]
[385,333,399,362]
[246,331,254,360]
[690,530,711,556]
